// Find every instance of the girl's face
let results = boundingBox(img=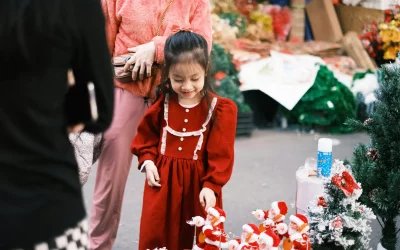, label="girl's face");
[169,62,205,104]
